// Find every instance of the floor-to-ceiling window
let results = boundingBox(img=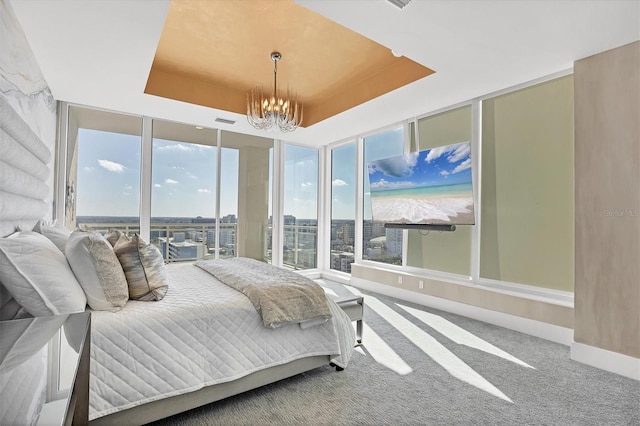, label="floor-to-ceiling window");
[67,106,142,234]
[330,142,357,273]
[283,144,319,270]
[151,120,218,262]
[265,147,274,263]
[363,127,404,265]
[65,106,275,265]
